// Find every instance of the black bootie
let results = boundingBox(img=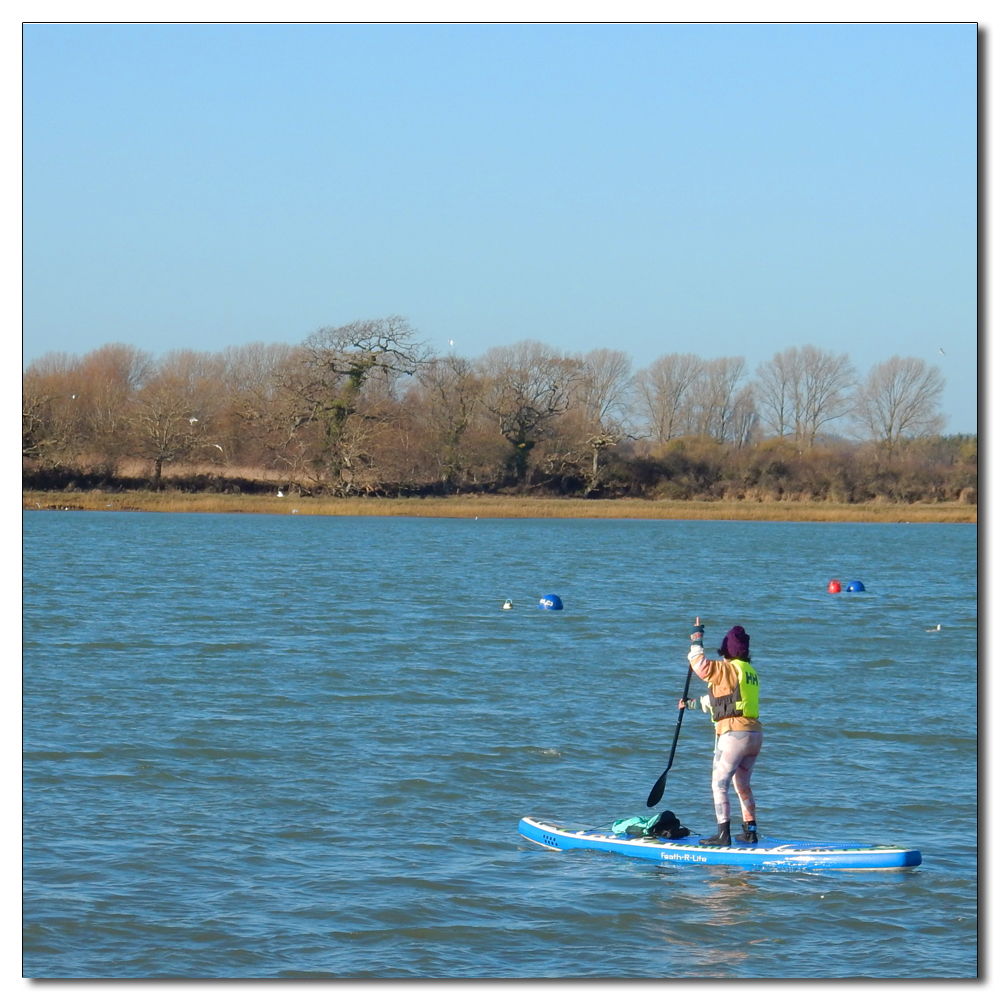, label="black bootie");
[699,821,731,846]
[735,820,758,844]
